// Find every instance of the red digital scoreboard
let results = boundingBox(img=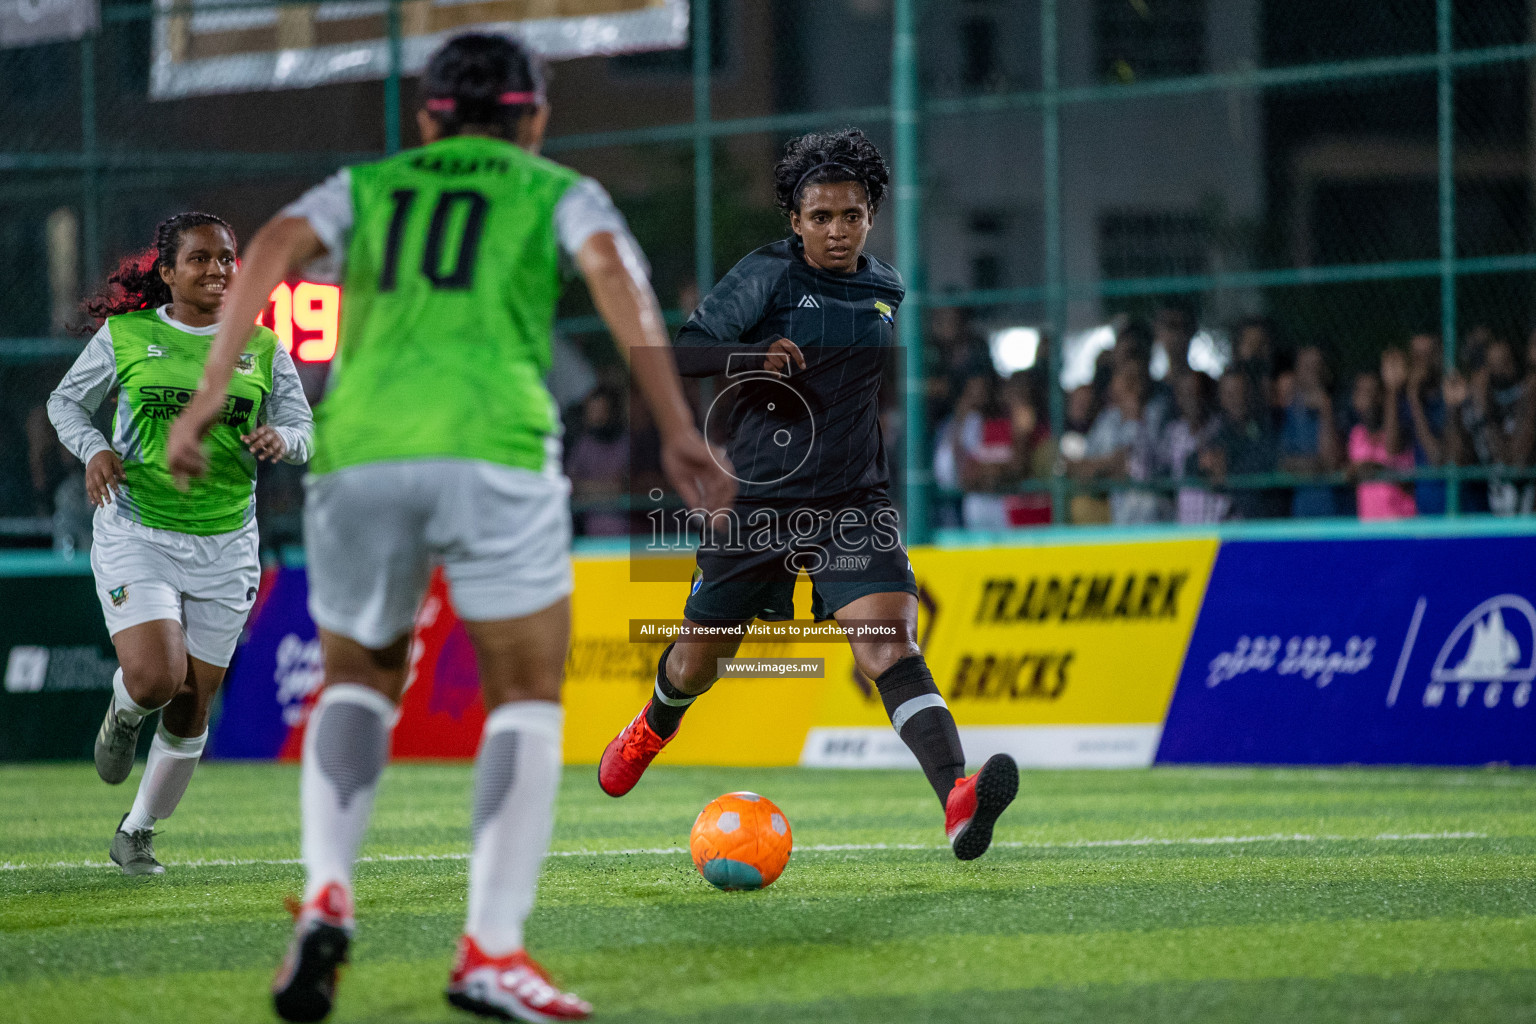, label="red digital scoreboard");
[256,282,339,362]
